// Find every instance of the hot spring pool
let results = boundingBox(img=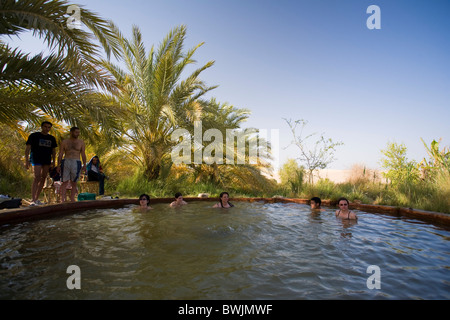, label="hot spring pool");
[0,201,449,299]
